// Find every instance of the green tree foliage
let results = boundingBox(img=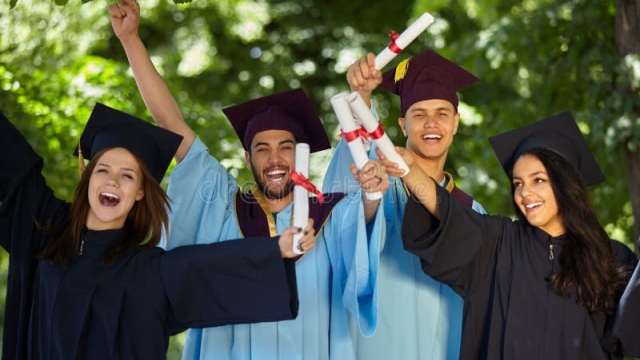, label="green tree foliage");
[1,0,638,358]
